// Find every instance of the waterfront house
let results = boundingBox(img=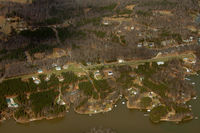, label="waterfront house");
[57,95,66,105]
[6,98,18,108]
